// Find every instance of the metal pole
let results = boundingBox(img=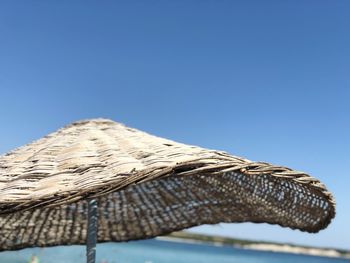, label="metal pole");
[87,199,98,263]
